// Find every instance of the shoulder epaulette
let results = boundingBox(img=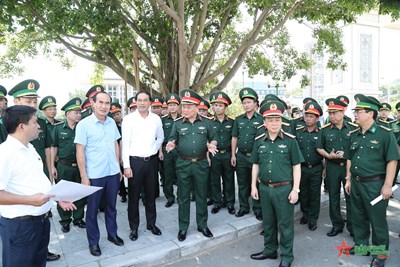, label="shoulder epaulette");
[54,121,64,126]
[200,114,212,120]
[282,121,290,127]
[257,124,264,129]
[296,125,305,131]
[228,115,235,120]
[161,114,169,119]
[321,123,331,129]
[283,131,296,138]
[255,133,265,140]
[379,125,392,131]
[348,122,359,127]
[174,117,183,121]
[37,115,46,120]
[348,128,360,135]
[290,117,300,121]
